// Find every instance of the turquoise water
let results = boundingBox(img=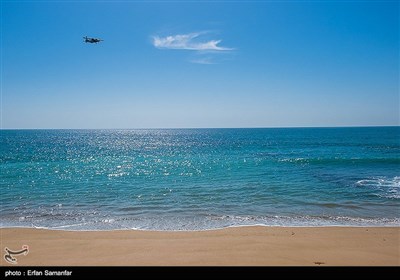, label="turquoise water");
[1,127,399,230]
